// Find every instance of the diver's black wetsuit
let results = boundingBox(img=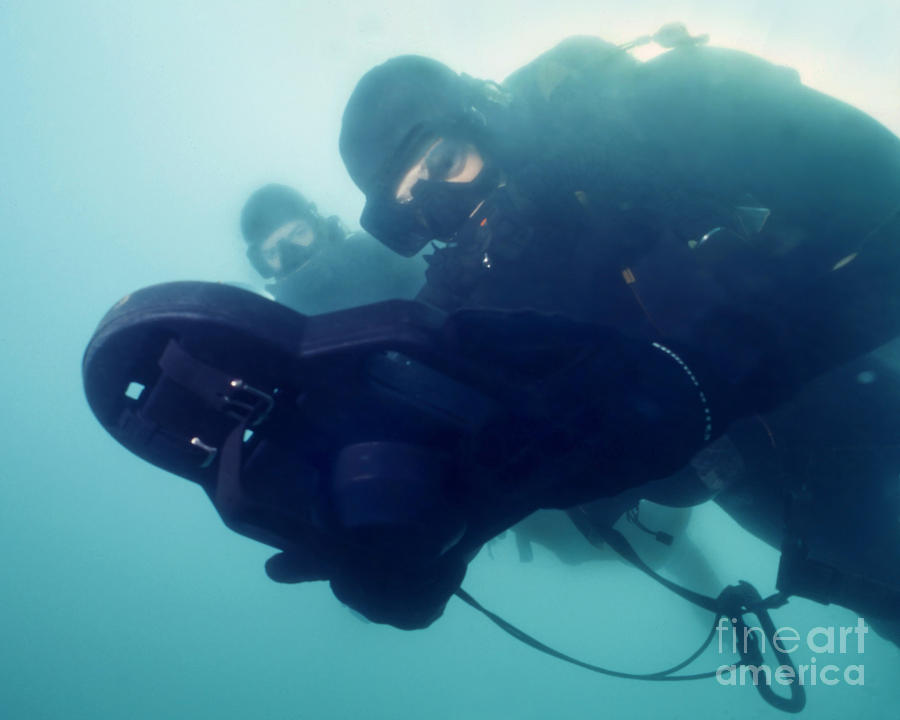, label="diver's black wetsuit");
[418,38,900,407]
[363,39,900,628]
